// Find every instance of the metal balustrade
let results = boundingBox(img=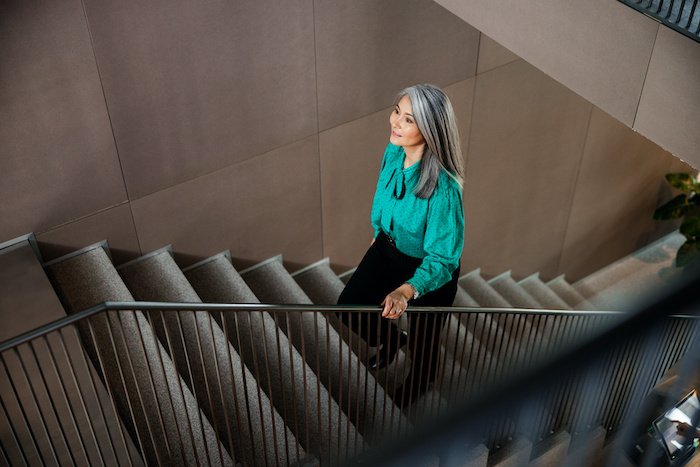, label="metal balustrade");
[619,0,700,41]
[0,302,697,466]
